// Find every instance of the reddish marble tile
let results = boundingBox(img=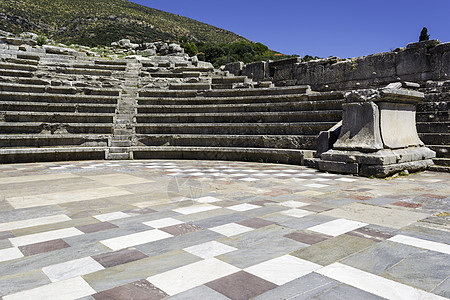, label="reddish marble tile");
[76,222,118,234]
[237,218,276,229]
[92,249,148,268]
[346,227,394,242]
[93,279,167,300]
[250,200,277,206]
[160,223,202,236]
[213,200,239,207]
[19,239,70,256]
[284,231,330,245]
[420,194,447,199]
[391,201,423,209]
[301,204,333,213]
[347,195,373,201]
[206,271,277,300]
